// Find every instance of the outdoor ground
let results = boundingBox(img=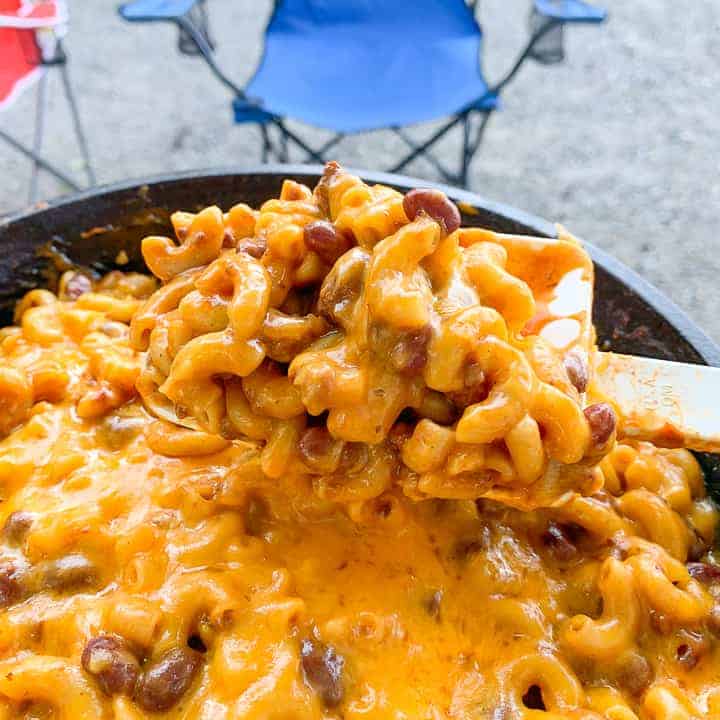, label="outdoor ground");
[1,1,719,342]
